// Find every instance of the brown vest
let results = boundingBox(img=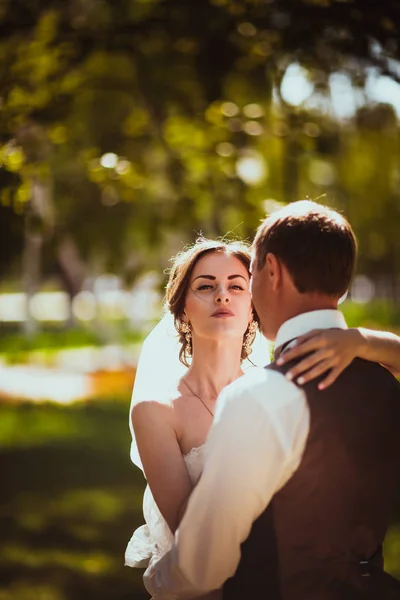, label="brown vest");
[223,357,400,600]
